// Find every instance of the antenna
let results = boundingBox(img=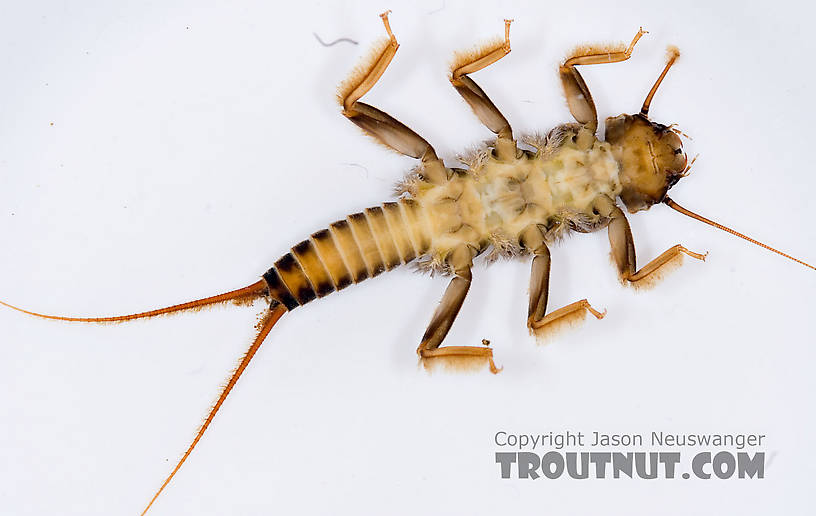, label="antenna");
[664,197,815,271]
[641,46,680,117]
